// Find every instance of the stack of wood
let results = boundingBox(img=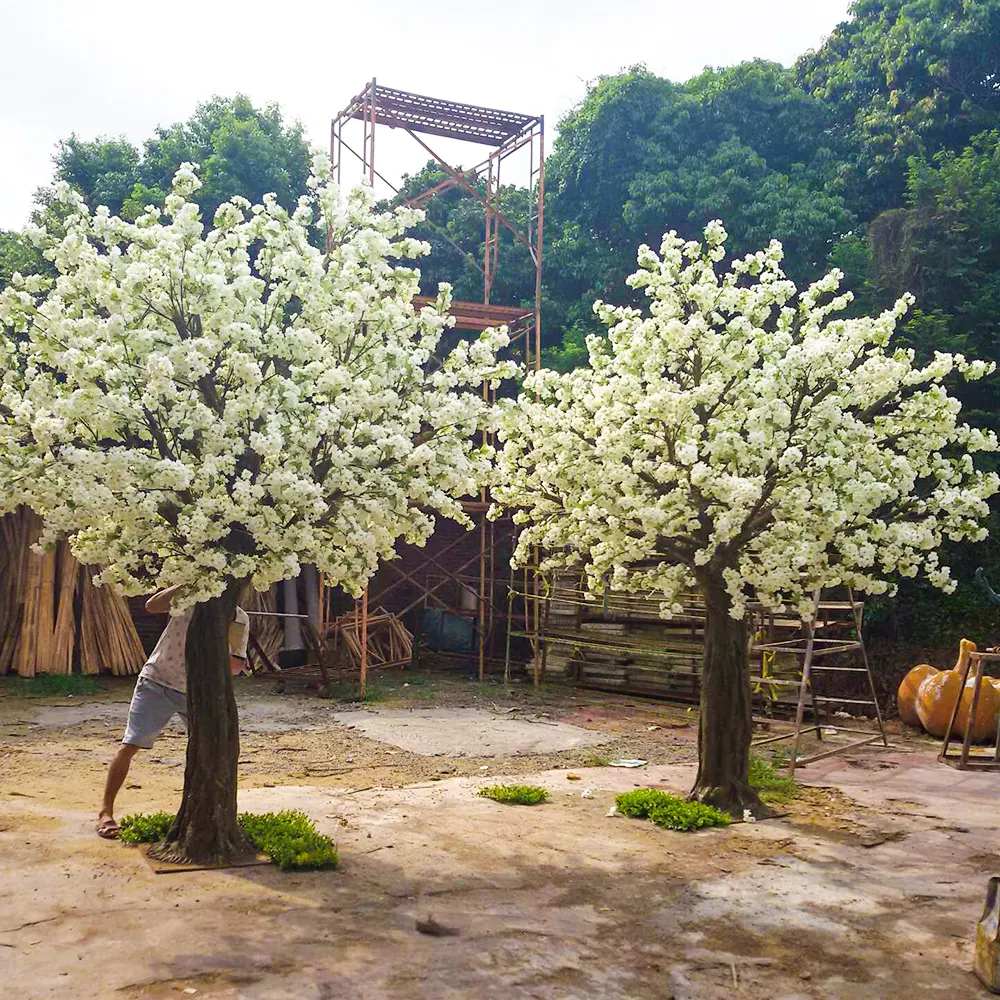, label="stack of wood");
[538,571,706,700]
[0,508,145,677]
[325,606,413,672]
